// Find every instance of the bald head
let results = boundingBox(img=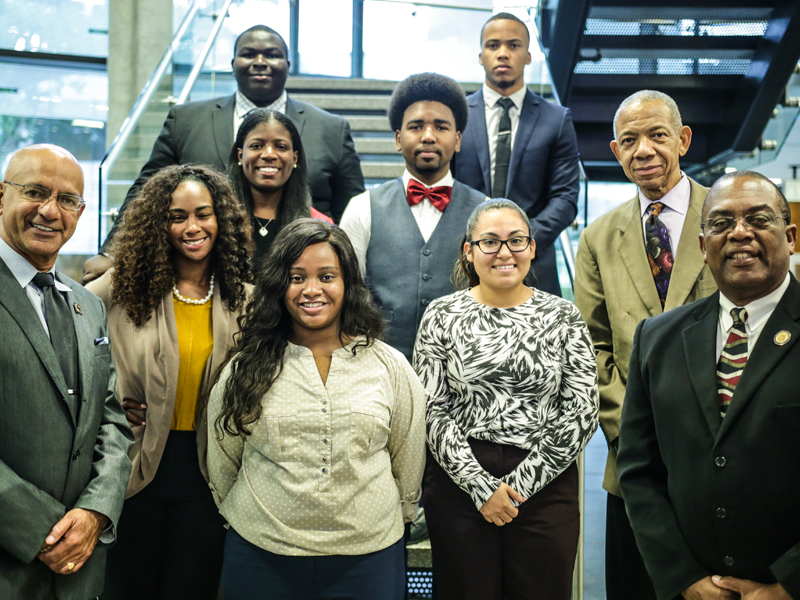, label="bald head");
[0,144,85,270]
